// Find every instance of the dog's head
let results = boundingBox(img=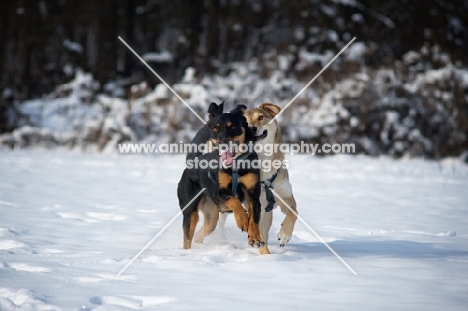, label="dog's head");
[207,103,252,167]
[244,103,282,144]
